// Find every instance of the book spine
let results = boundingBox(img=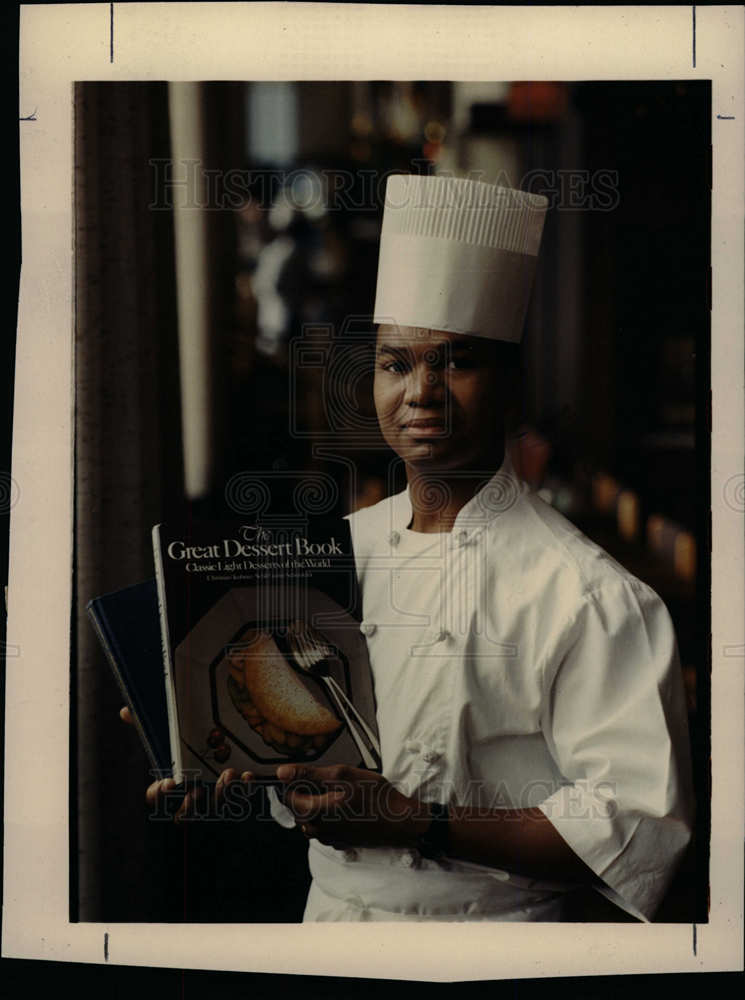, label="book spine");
[152,524,185,784]
[86,603,160,771]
